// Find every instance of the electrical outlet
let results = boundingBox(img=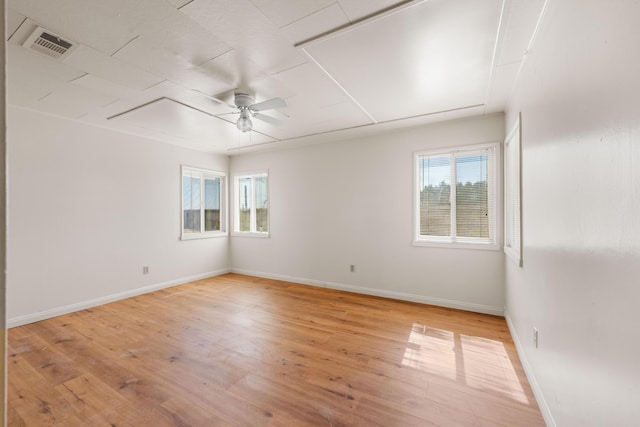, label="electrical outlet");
[350,264,355,272]
[533,328,539,348]
[143,266,149,275]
